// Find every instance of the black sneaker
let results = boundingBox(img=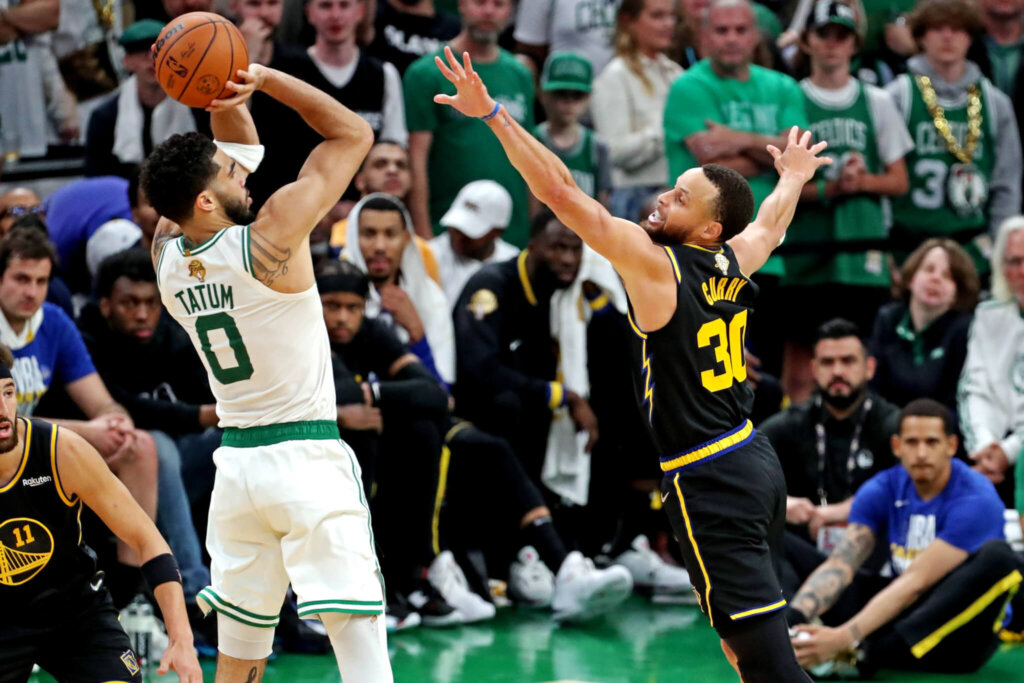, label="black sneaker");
[385,592,422,633]
[406,579,464,627]
[277,597,332,654]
